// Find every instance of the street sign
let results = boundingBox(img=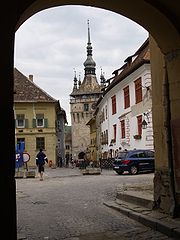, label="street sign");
[23,153,30,163]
